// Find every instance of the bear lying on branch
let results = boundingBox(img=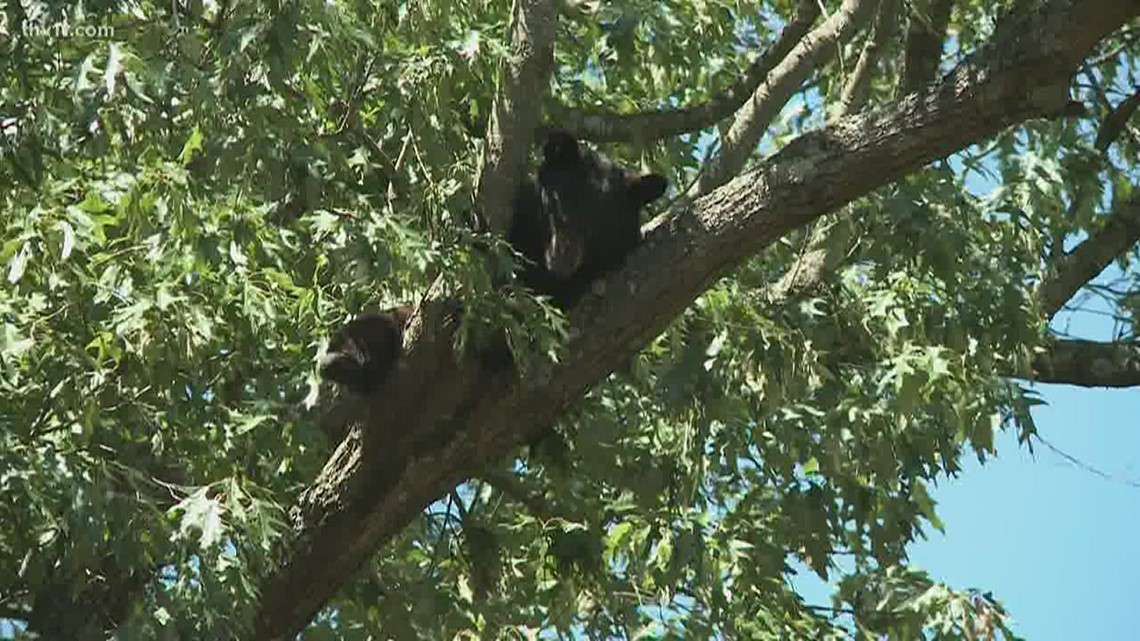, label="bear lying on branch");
[319,131,668,396]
